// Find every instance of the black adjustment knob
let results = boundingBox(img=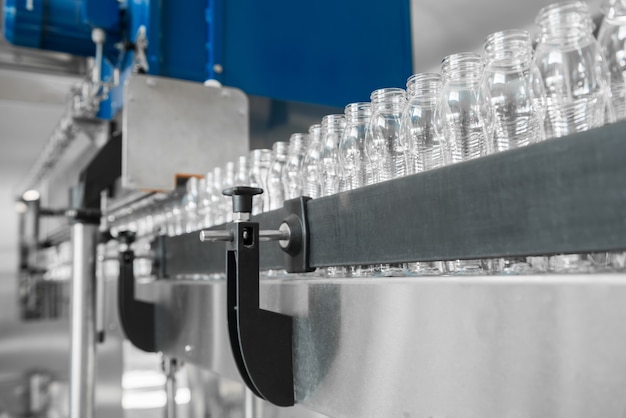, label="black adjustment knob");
[222,187,263,213]
[118,230,136,245]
